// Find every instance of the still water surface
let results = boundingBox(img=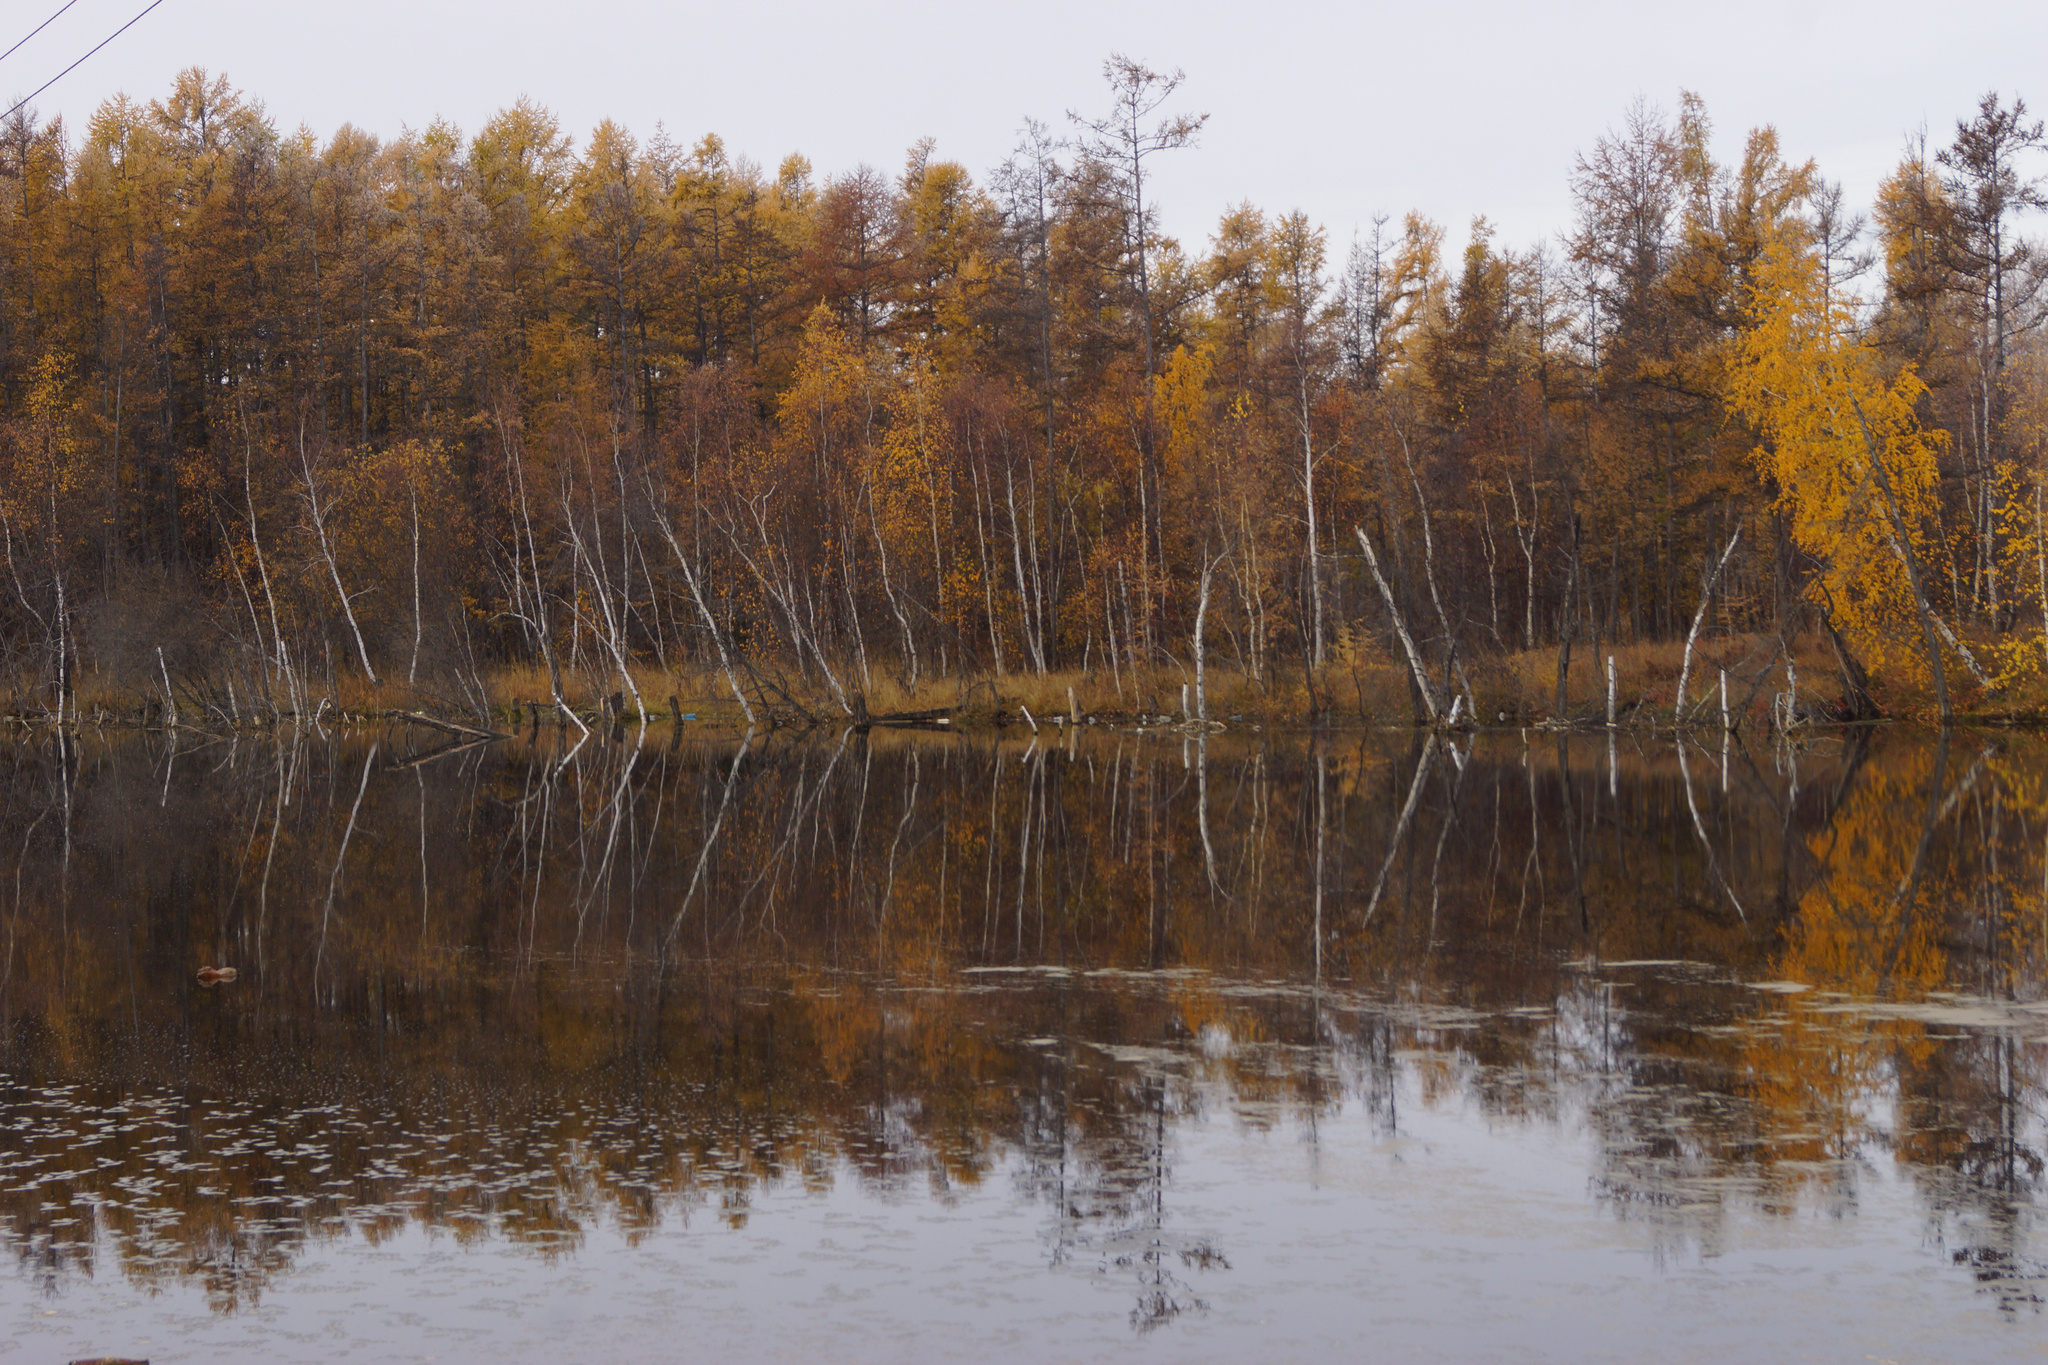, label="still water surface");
[2,723,2045,1362]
